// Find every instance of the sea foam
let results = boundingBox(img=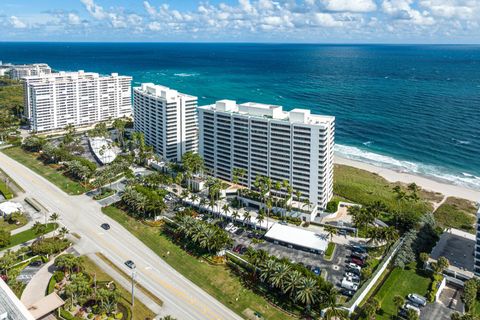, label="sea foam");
[335,144,480,191]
